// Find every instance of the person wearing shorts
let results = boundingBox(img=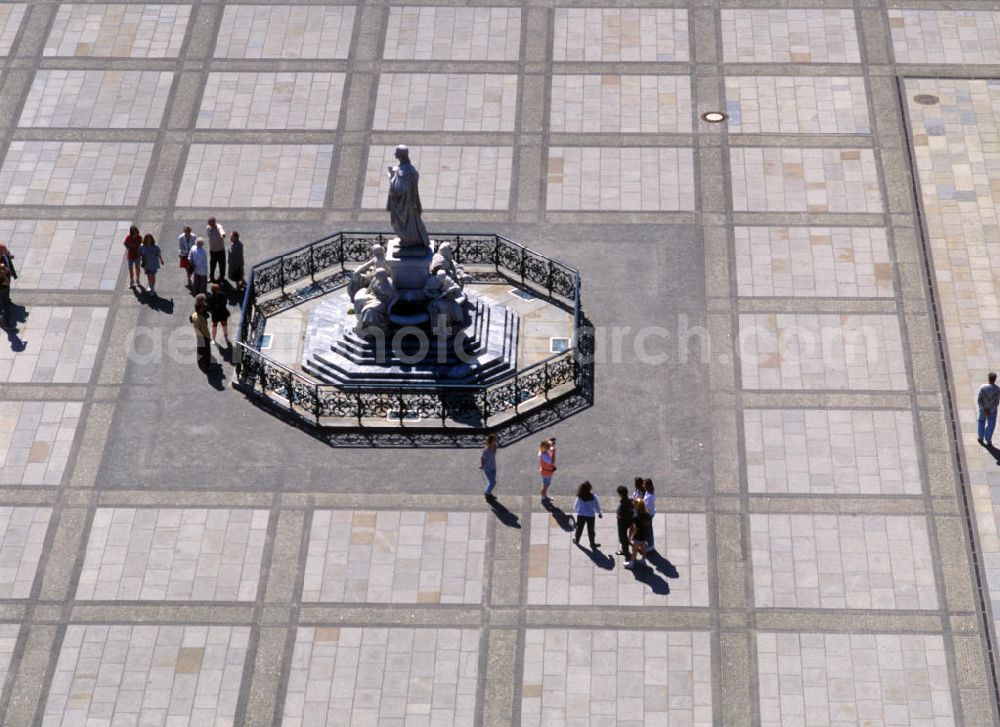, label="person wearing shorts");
[623,500,651,569]
[123,226,143,288]
[139,234,164,295]
[539,438,556,503]
[178,226,195,287]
